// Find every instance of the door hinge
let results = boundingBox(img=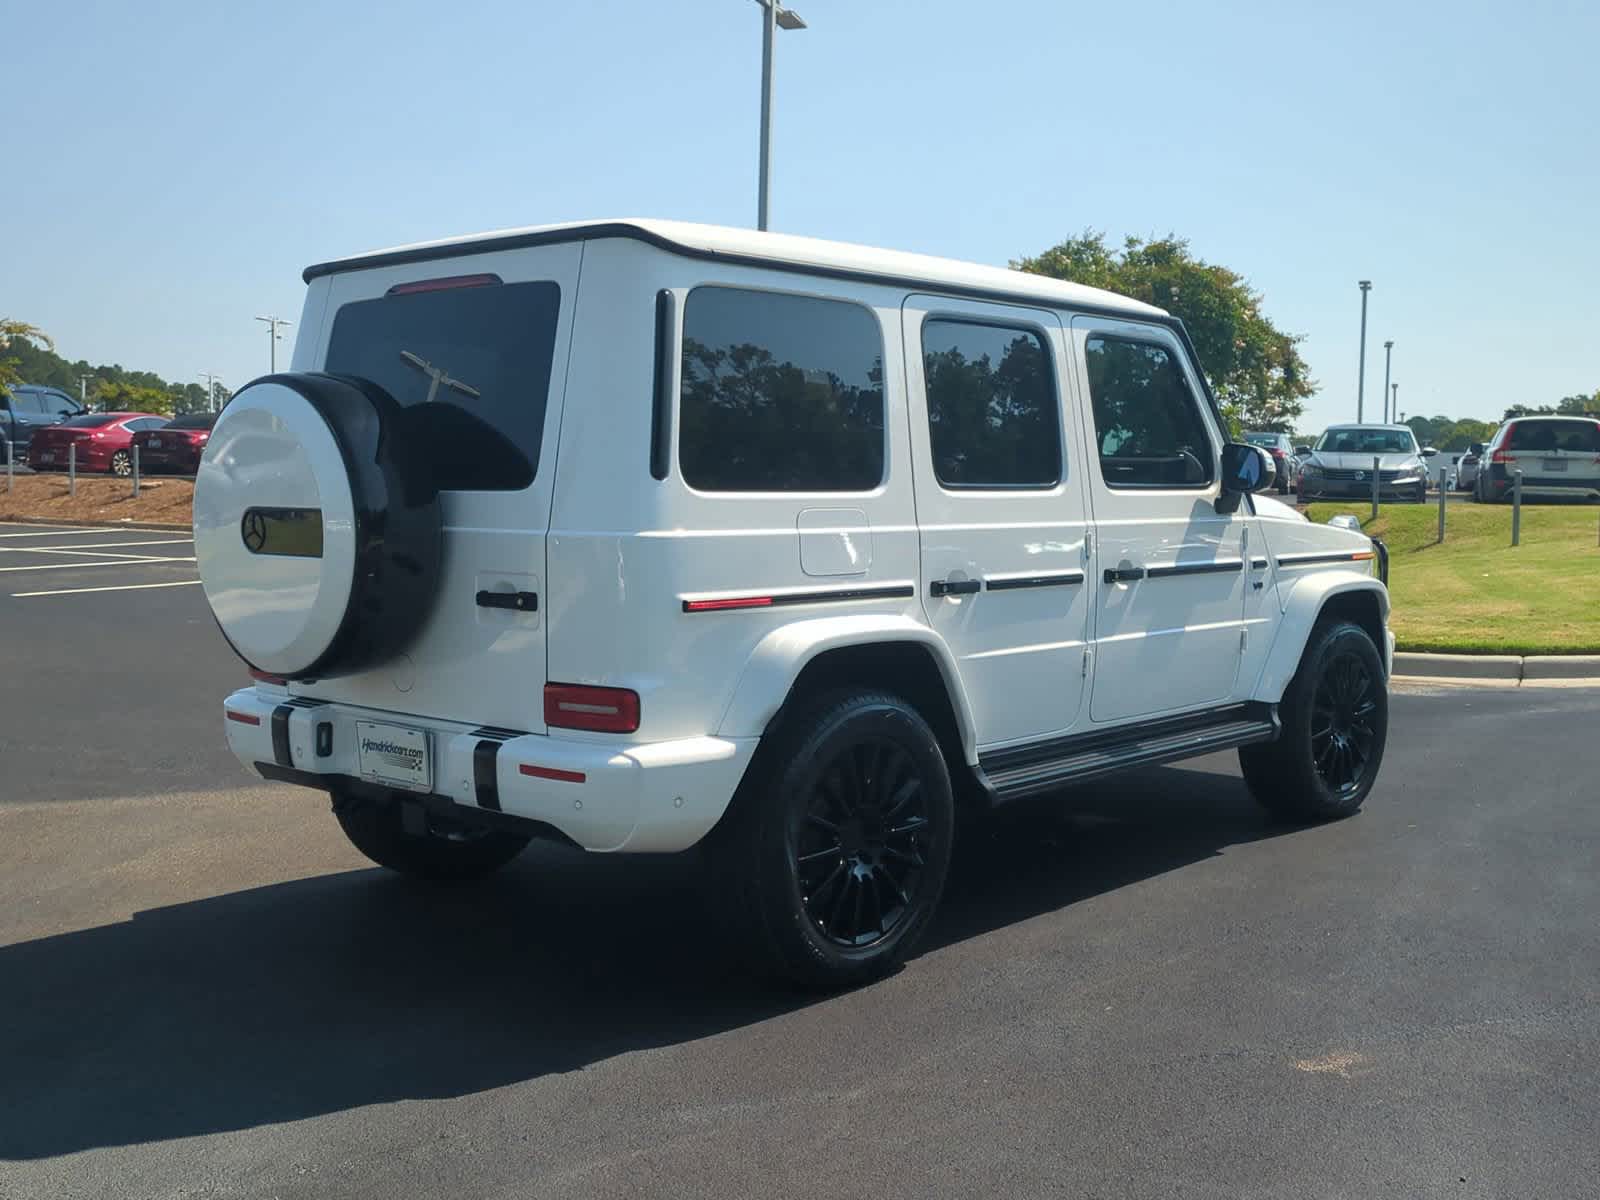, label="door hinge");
[1081,646,1091,677]
[1082,532,1093,564]
[1239,628,1249,655]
